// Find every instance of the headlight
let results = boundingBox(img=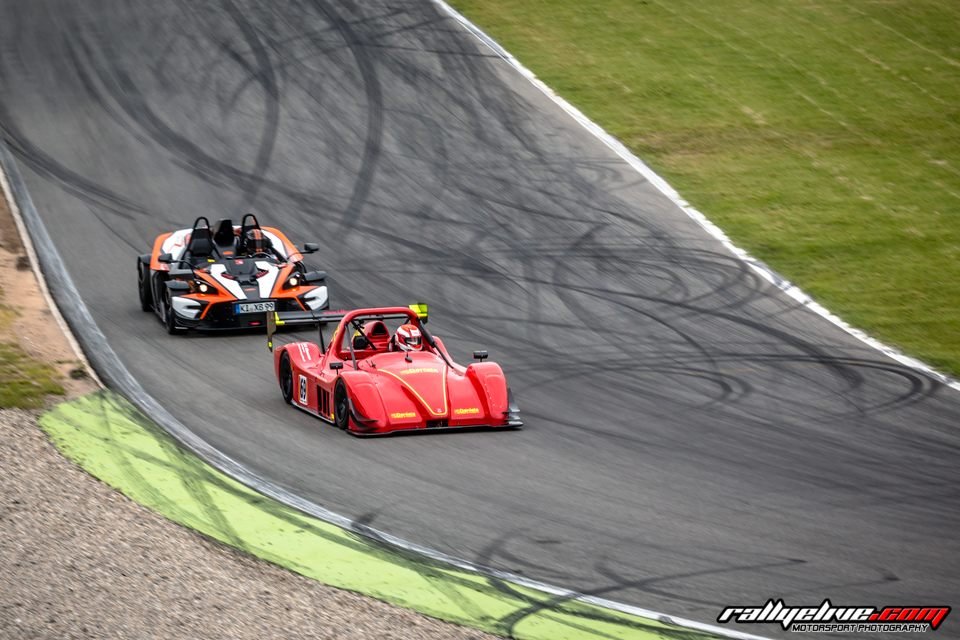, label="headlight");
[287,276,299,288]
[198,282,210,294]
